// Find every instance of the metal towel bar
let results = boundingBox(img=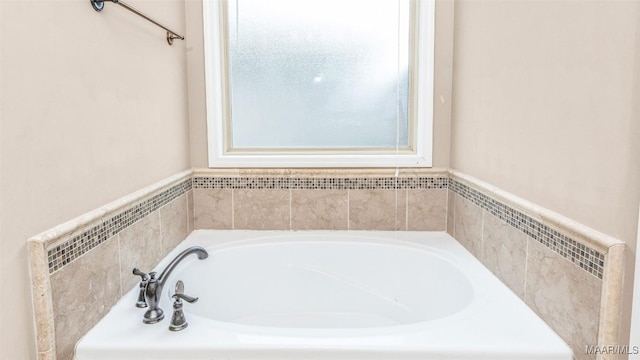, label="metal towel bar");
[91,0,185,45]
